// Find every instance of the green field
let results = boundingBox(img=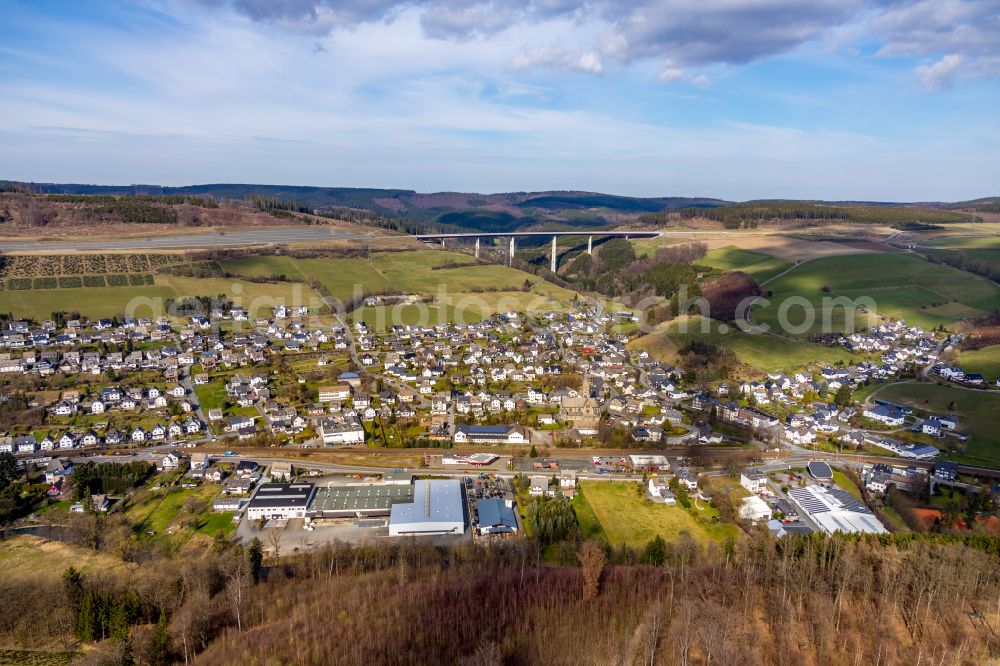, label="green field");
[195,511,238,537]
[0,284,178,320]
[0,249,575,321]
[571,486,607,542]
[221,251,576,303]
[958,345,1000,381]
[832,469,862,500]
[633,315,853,373]
[0,273,323,321]
[699,246,793,283]
[194,379,228,412]
[751,253,1000,335]
[927,248,1000,274]
[875,382,1000,467]
[922,236,1000,249]
[124,483,220,541]
[0,535,133,581]
[576,480,738,548]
